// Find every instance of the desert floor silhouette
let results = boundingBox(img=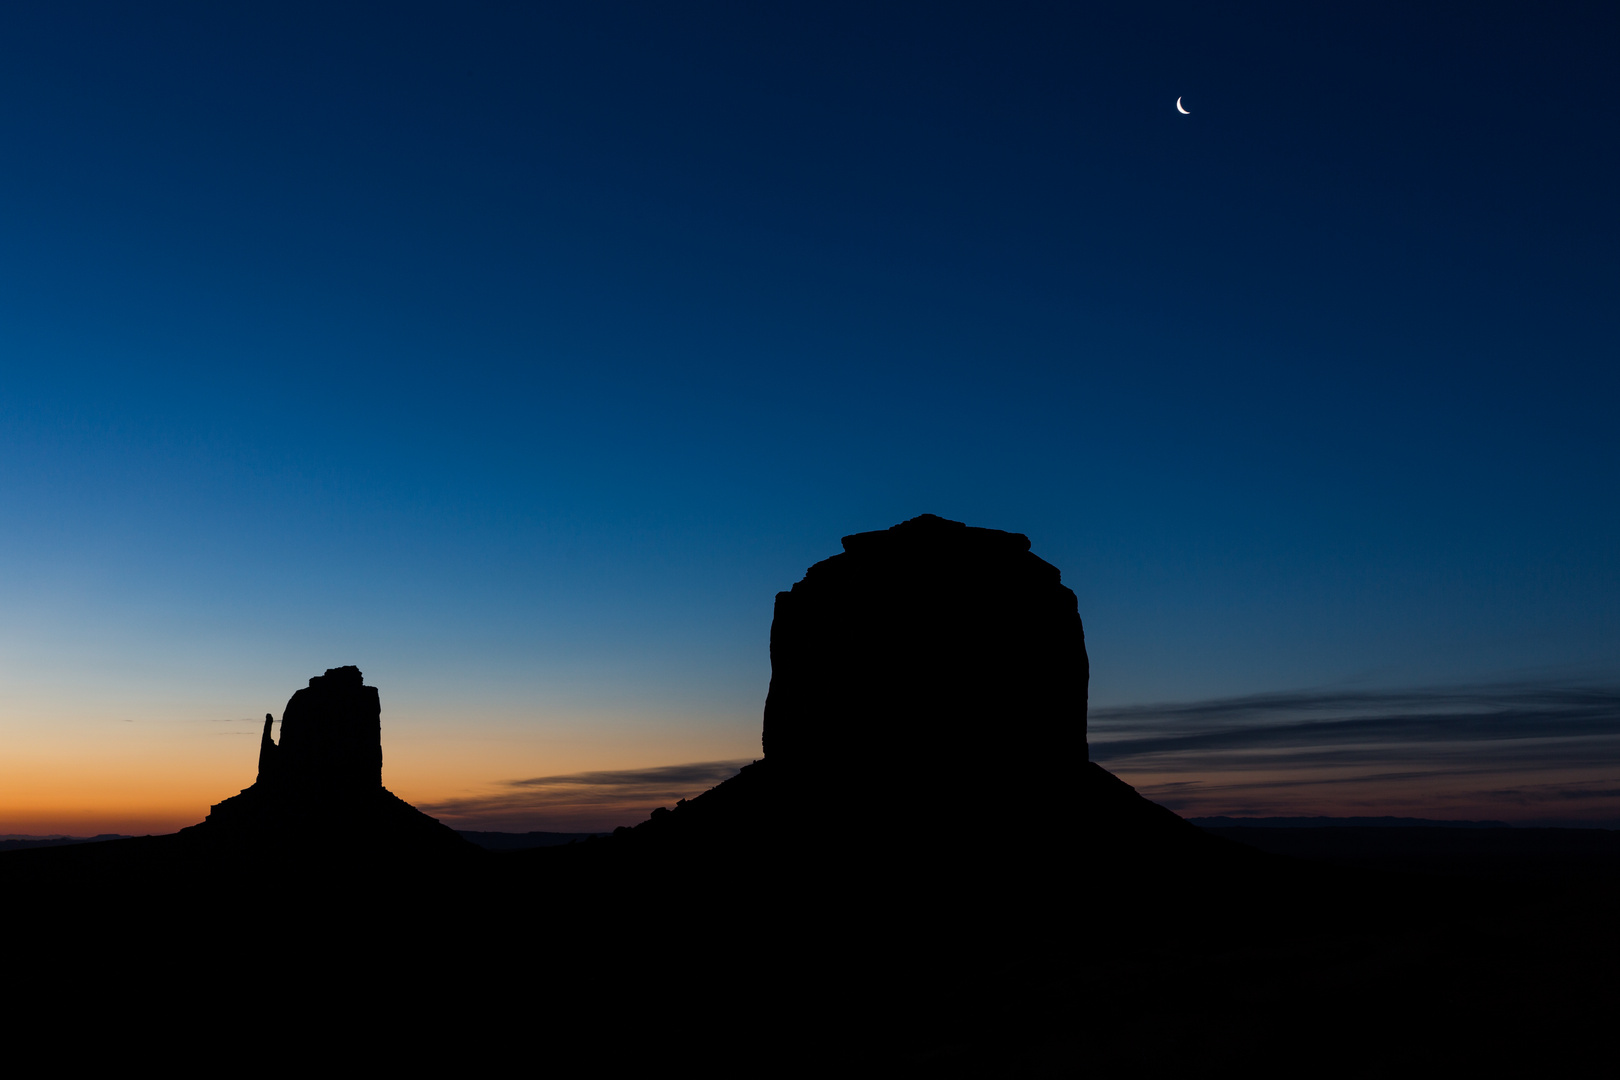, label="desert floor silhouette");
[6,516,1618,1073]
